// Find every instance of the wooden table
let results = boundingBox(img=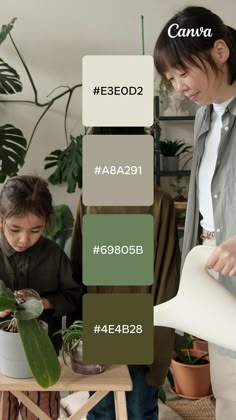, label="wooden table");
[0,359,132,419]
